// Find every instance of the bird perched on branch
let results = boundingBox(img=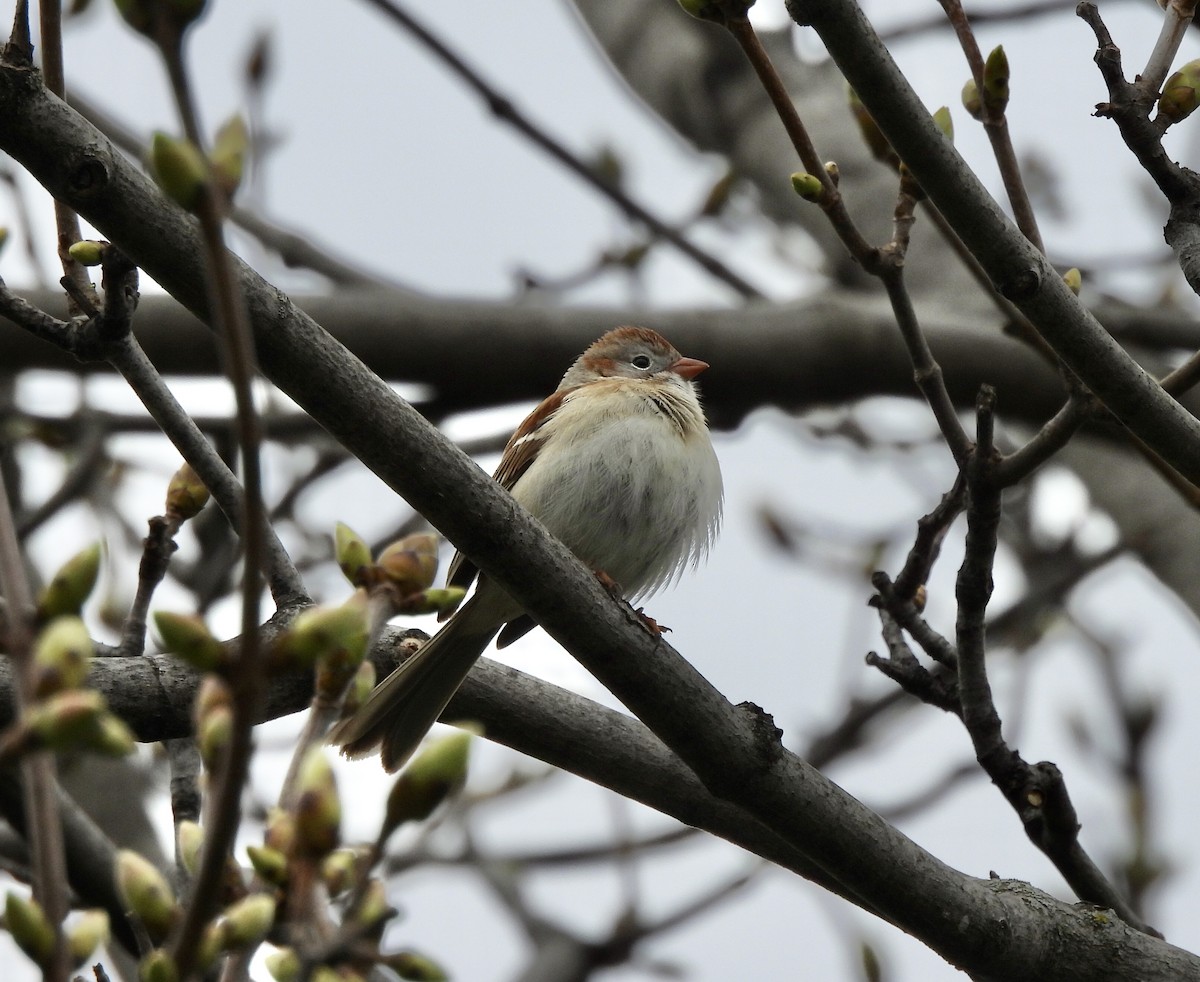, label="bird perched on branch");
[331,326,723,771]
